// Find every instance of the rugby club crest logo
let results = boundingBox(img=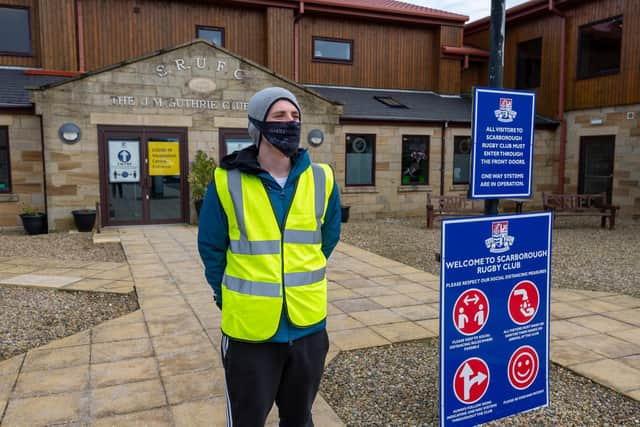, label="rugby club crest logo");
[485,221,515,253]
[495,97,517,123]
